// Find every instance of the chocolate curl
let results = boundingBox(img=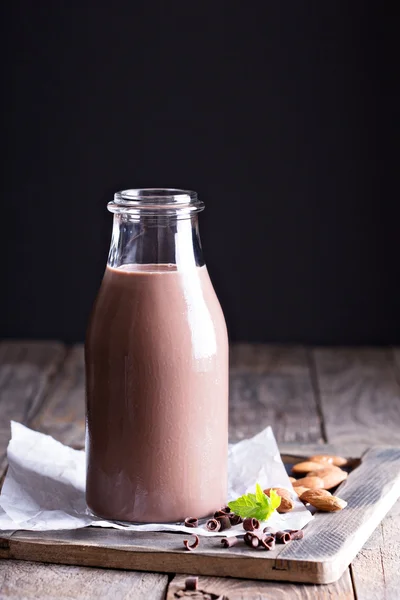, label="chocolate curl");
[285,529,304,540]
[243,517,260,531]
[260,534,276,550]
[244,532,260,548]
[229,514,243,526]
[184,517,198,528]
[184,576,198,591]
[220,536,239,548]
[206,518,221,532]
[183,534,200,551]
[275,530,291,544]
[213,505,231,518]
[217,515,232,531]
